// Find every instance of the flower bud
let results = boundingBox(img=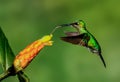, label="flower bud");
[13,34,53,73]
